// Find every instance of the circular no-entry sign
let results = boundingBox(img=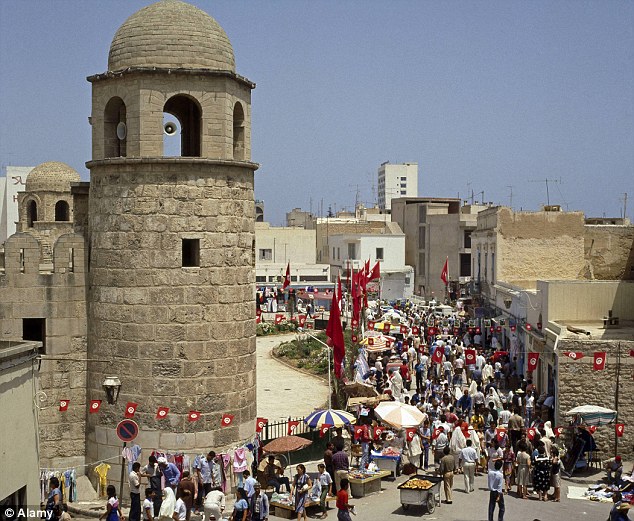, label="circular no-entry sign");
[116,419,139,442]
